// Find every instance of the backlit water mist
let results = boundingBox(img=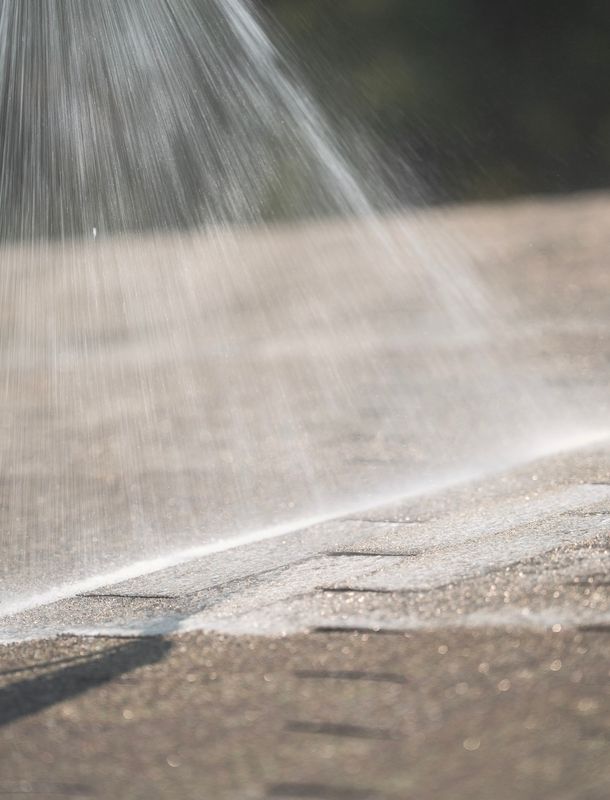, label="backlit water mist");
[0,0,595,615]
